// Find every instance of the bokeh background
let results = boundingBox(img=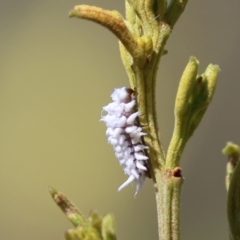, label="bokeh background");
[0,1,240,239]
